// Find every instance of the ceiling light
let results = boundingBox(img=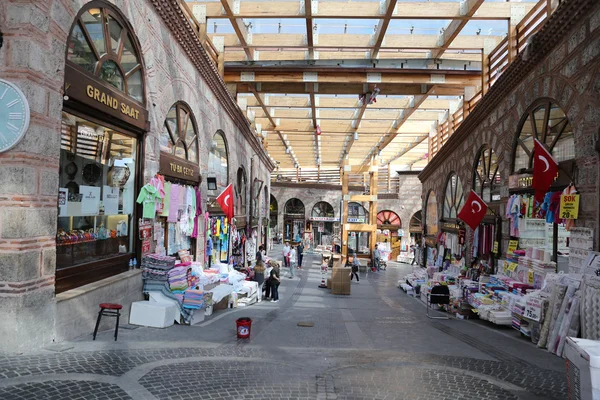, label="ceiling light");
[354,132,359,141]
[286,147,290,154]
